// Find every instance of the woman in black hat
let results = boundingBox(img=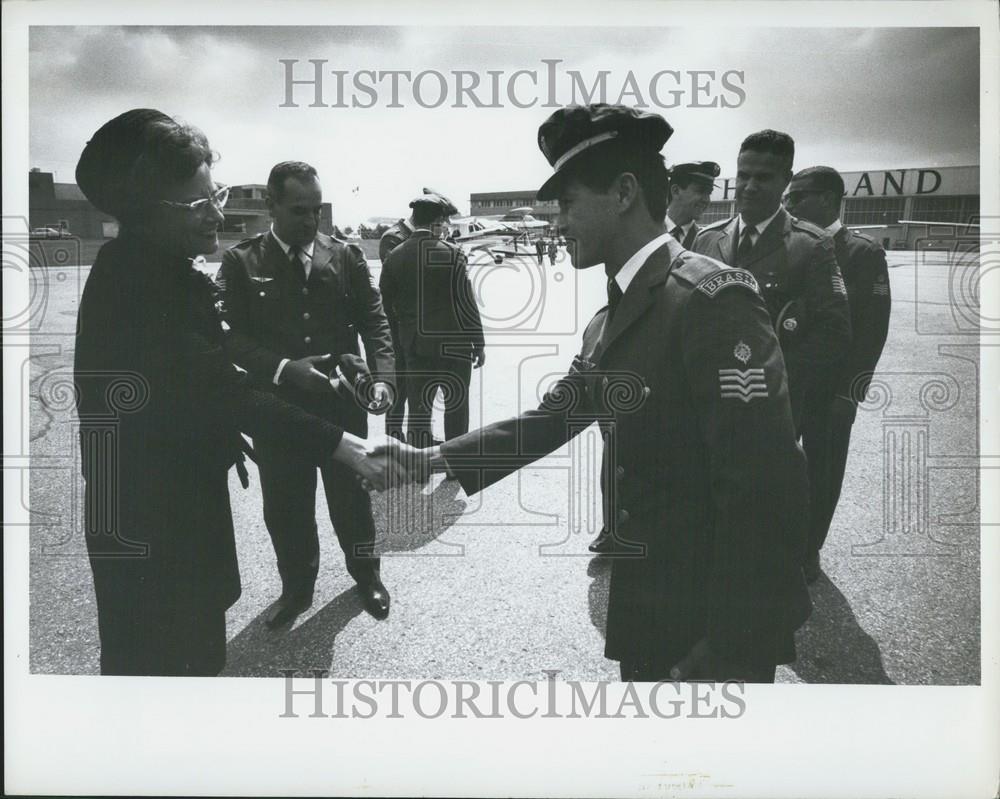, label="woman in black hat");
[74,109,414,675]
